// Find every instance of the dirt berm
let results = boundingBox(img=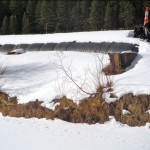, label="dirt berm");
[0,90,149,127]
